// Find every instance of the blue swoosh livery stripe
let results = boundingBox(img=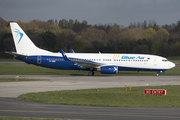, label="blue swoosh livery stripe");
[14,29,23,44]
